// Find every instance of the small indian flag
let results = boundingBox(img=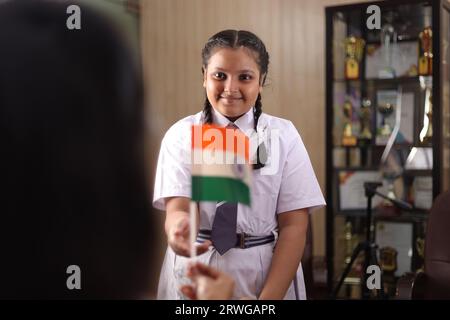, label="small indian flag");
[191,124,252,205]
